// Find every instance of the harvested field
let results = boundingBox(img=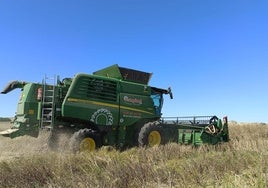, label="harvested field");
[0,121,72,161]
[0,121,268,187]
[0,121,50,161]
